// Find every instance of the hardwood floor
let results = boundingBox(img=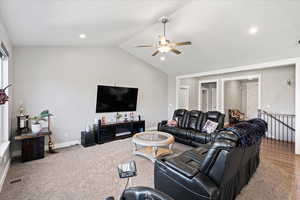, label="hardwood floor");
[260,139,300,200]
